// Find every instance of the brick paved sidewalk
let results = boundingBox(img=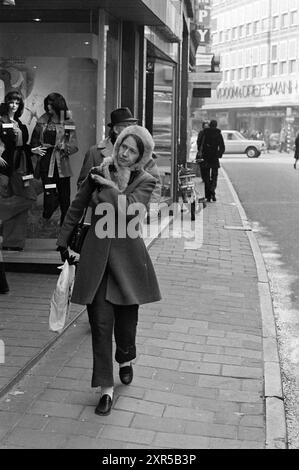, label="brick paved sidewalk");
[0,173,268,449]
